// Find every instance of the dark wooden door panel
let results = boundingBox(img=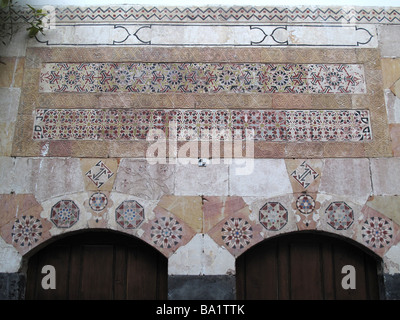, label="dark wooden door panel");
[79,245,114,300]
[26,244,71,300]
[26,231,167,300]
[289,241,322,300]
[236,232,382,300]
